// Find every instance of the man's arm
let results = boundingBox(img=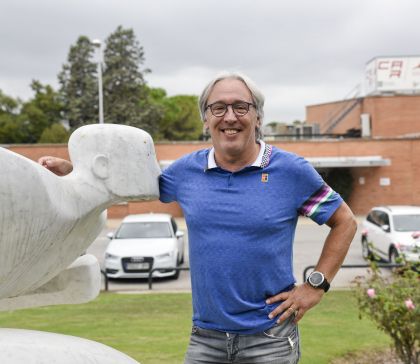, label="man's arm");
[38,156,73,176]
[266,202,357,323]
